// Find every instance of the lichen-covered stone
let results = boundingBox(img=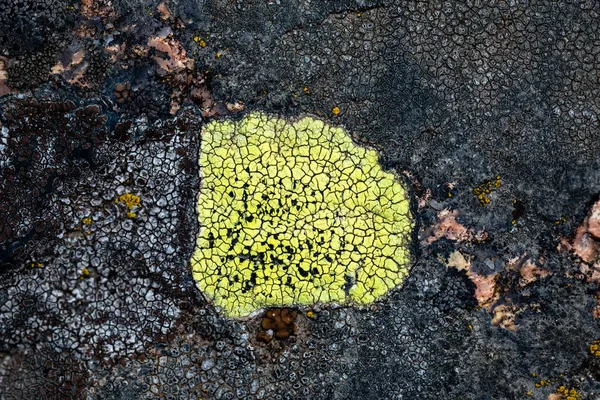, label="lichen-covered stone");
[191,113,414,316]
